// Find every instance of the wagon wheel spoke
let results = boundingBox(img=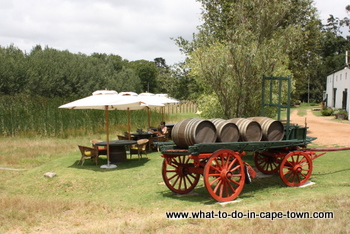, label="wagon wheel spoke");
[203,149,245,202]
[229,164,240,173]
[178,175,183,190]
[270,161,279,171]
[226,178,238,192]
[219,182,226,198]
[213,159,223,171]
[299,173,306,178]
[254,151,282,174]
[208,164,222,174]
[213,180,222,194]
[279,151,313,187]
[172,174,181,188]
[162,155,200,194]
[186,173,197,181]
[167,173,178,181]
[228,158,237,170]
